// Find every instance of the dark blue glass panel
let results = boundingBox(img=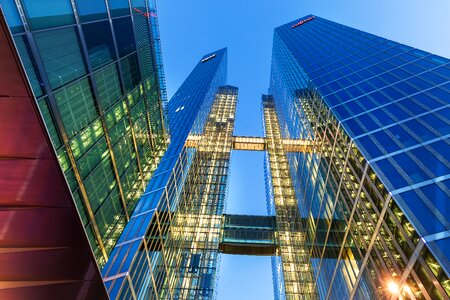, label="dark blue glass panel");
[22,0,75,30]
[421,71,447,85]
[370,109,394,127]
[357,97,377,111]
[1,0,24,33]
[393,152,429,184]
[419,112,450,136]
[371,130,400,153]
[420,183,450,225]
[428,87,450,105]
[380,86,404,101]
[82,21,115,70]
[413,93,443,110]
[434,238,450,267]
[398,190,446,235]
[401,119,436,142]
[387,125,417,148]
[75,0,107,22]
[113,17,136,57]
[121,53,141,92]
[355,135,383,160]
[342,118,364,137]
[356,114,379,133]
[412,142,450,177]
[109,0,130,17]
[374,158,409,190]
[398,98,426,115]
[346,101,364,116]
[415,58,439,69]
[432,66,450,79]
